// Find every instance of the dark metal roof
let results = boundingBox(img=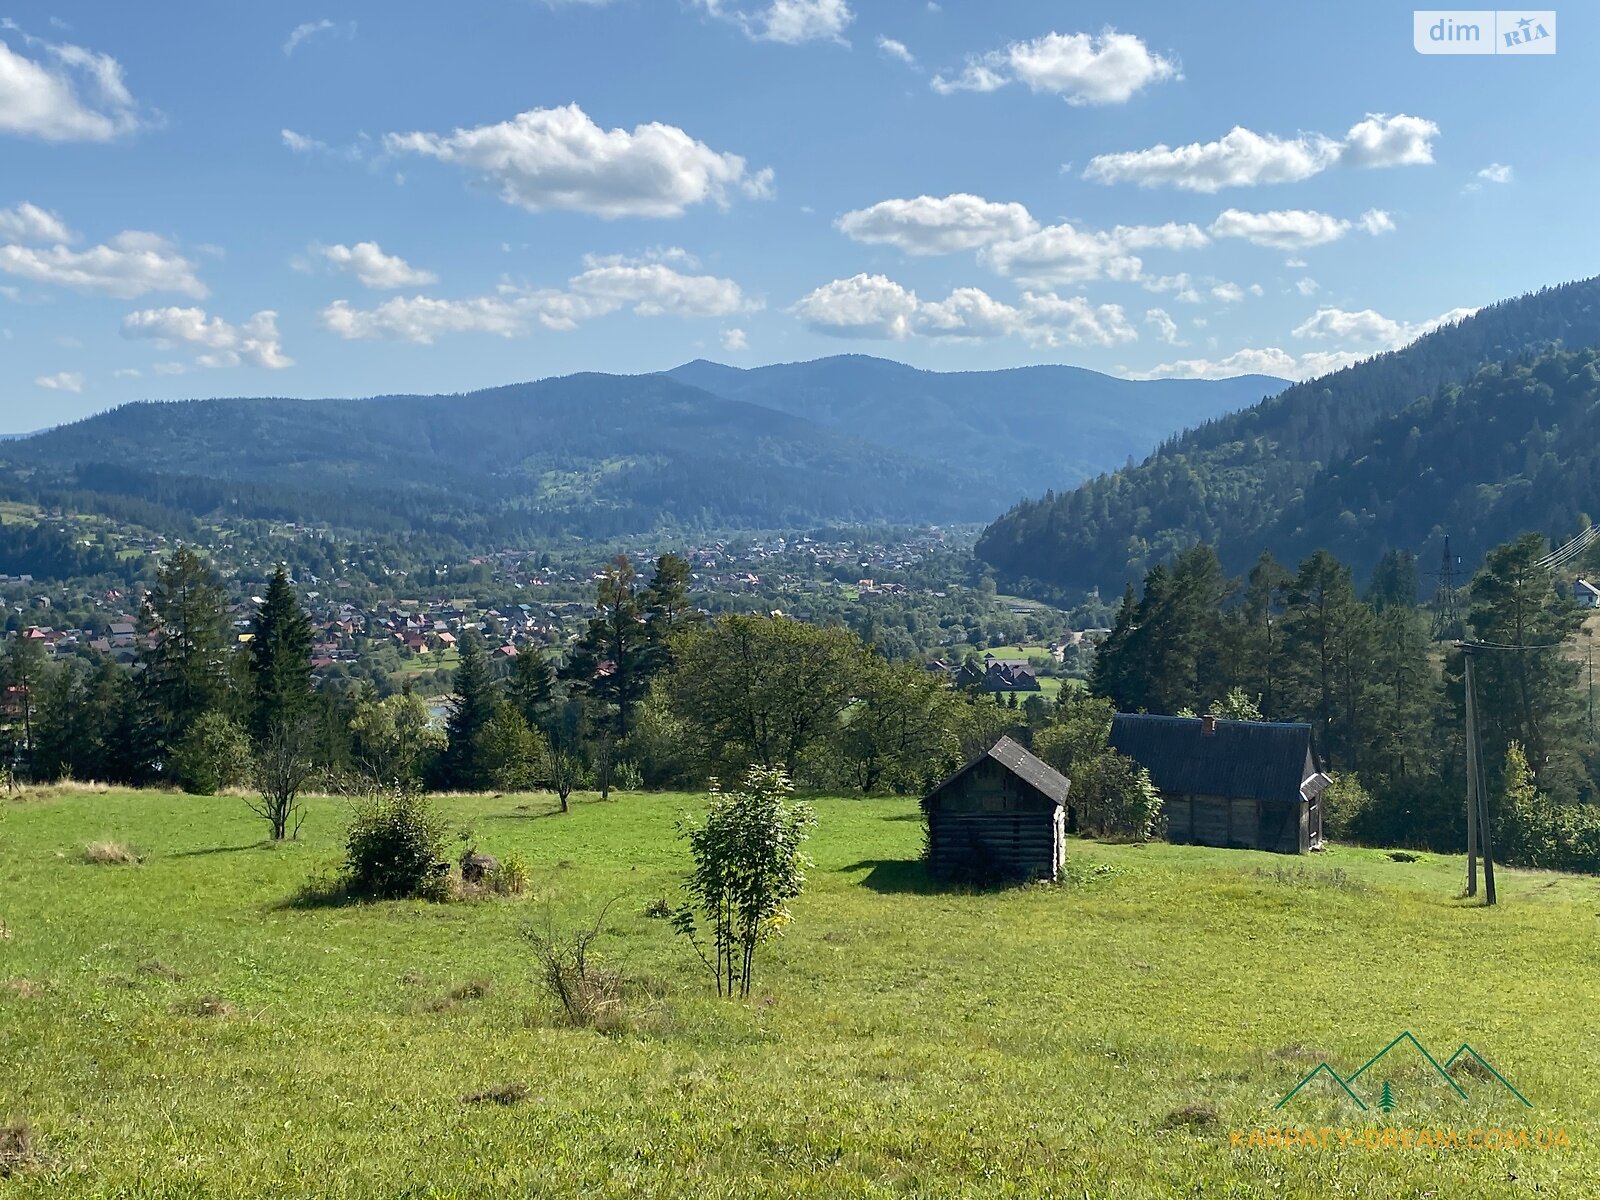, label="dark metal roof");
[925,735,1072,806]
[1109,714,1317,805]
